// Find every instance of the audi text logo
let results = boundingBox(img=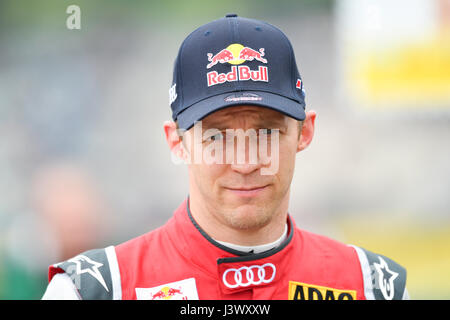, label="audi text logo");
[222,263,276,289]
